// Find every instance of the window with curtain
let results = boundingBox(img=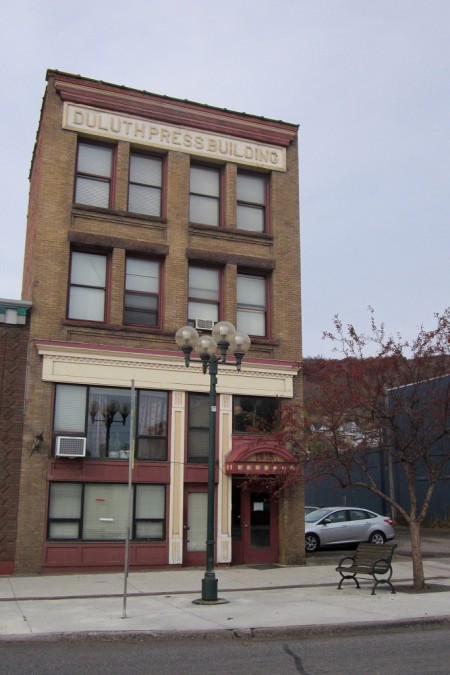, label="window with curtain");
[188,393,210,464]
[137,391,168,460]
[128,153,162,216]
[68,251,107,322]
[189,165,220,226]
[86,387,132,458]
[236,172,267,232]
[75,141,113,208]
[237,273,267,337]
[188,266,220,325]
[124,257,160,327]
[53,384,168,461]
[47,482,166,541]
